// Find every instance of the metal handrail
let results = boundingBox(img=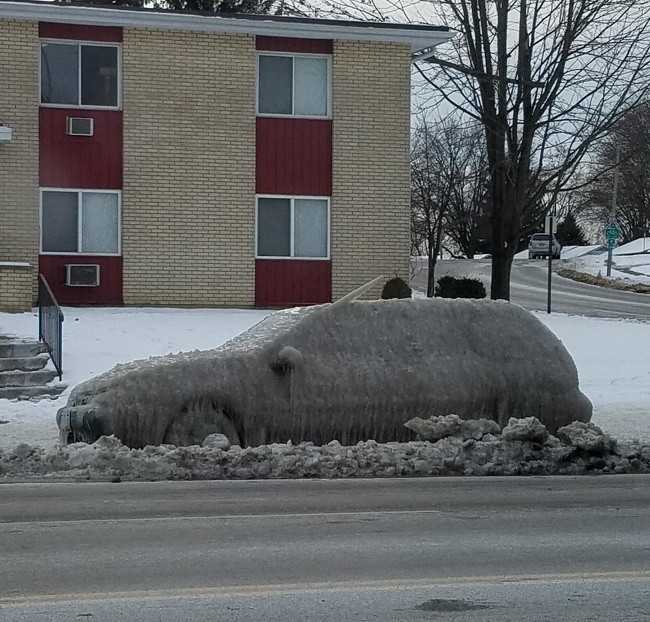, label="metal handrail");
[38,273,64,380]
